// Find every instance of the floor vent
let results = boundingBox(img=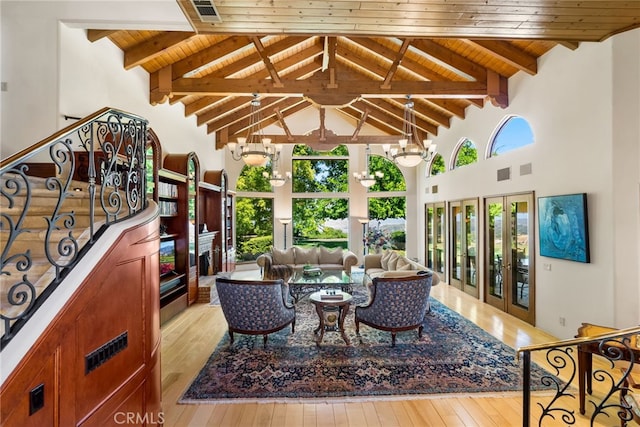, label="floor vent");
[191,0,222,22]
[85,331,128,375]
[497,167,511,182]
